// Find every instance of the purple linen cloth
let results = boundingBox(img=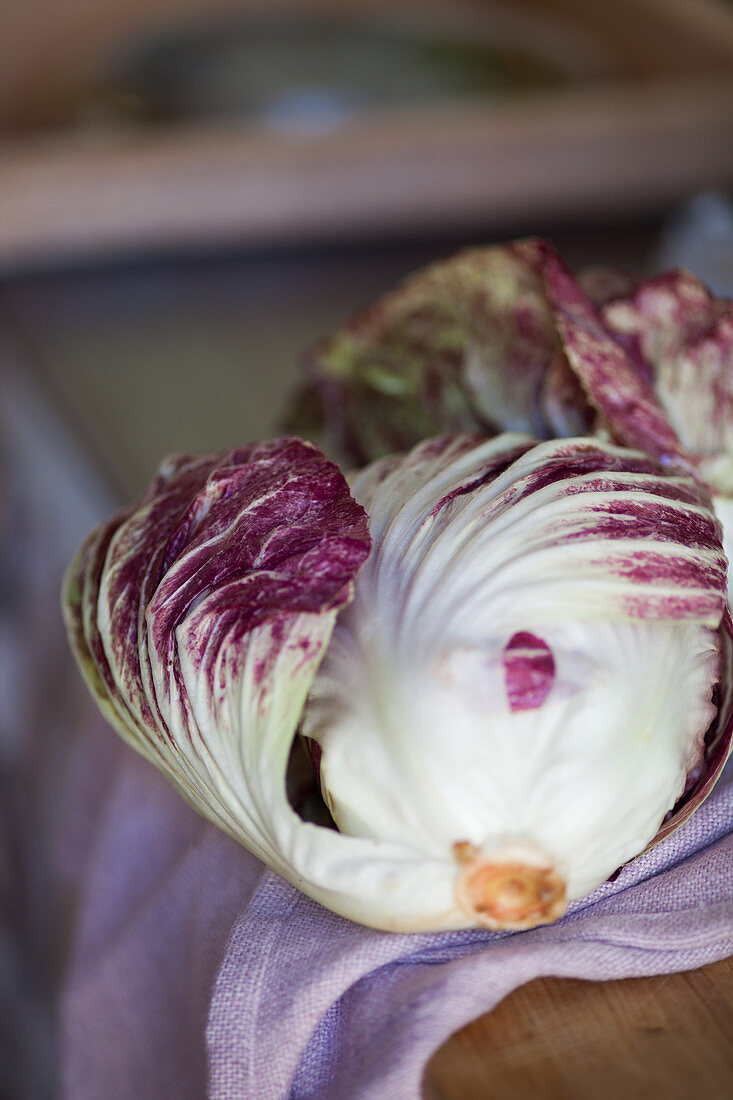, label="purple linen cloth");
[60,724,733,1100]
